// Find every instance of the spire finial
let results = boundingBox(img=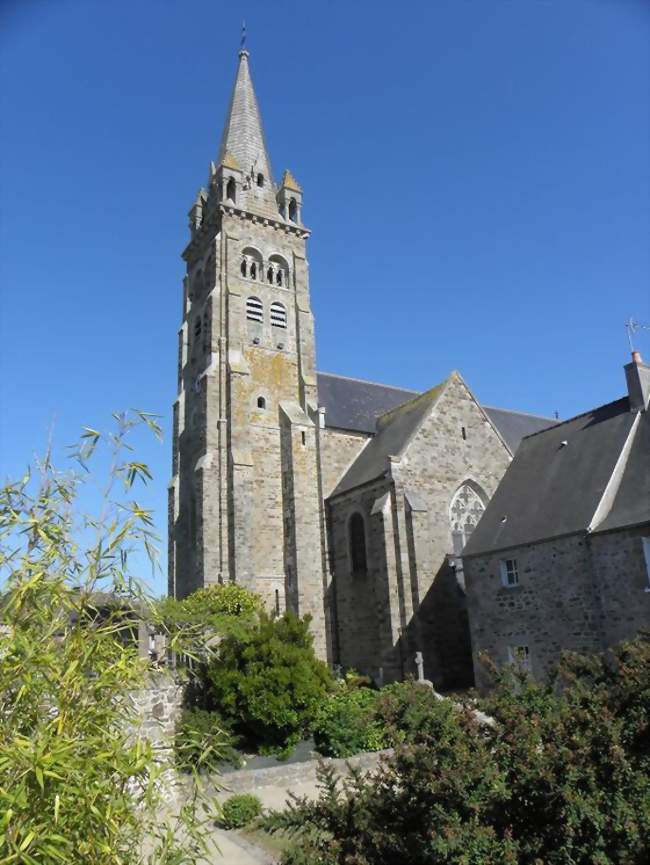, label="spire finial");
[240,20,247,53]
